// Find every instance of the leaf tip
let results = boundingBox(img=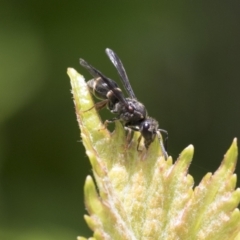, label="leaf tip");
[179,144,194,161]
[221,138,238,172]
